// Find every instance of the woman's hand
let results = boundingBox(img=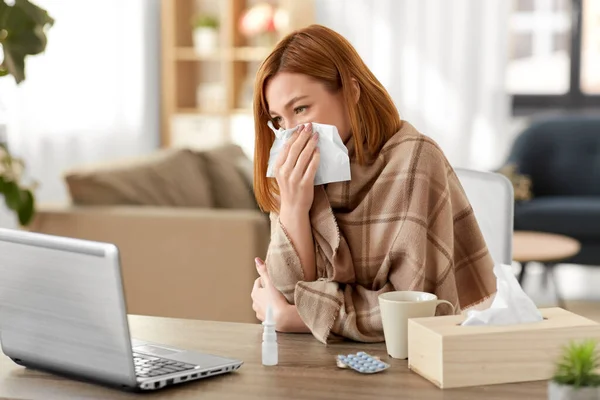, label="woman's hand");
[251,258,310,333]
[274,123,320,215]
